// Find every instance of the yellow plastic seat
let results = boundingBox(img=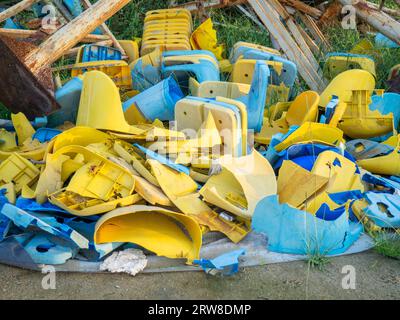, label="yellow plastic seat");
[190,18,224,60]
[199,150,277,219]
[147,159,250,243]
[94,205,201,262]
[231,59,283,84]
[323,54,376,80]
[338,90,393,139]
[71,60,132,88]
[320,69,375,107]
